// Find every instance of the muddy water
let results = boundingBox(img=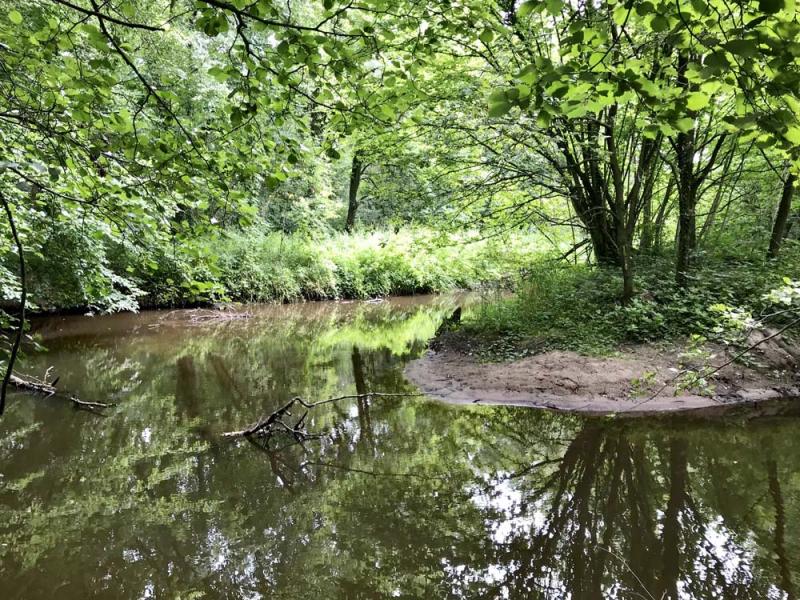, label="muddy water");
[1,294,799,599]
